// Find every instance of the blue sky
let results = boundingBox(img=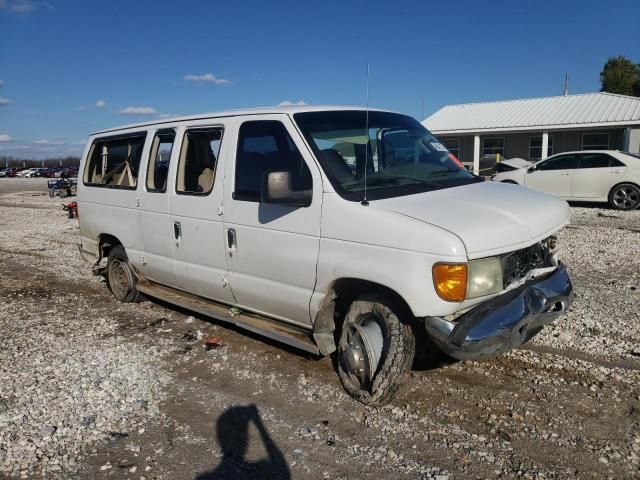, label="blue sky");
[0,0,638,159]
